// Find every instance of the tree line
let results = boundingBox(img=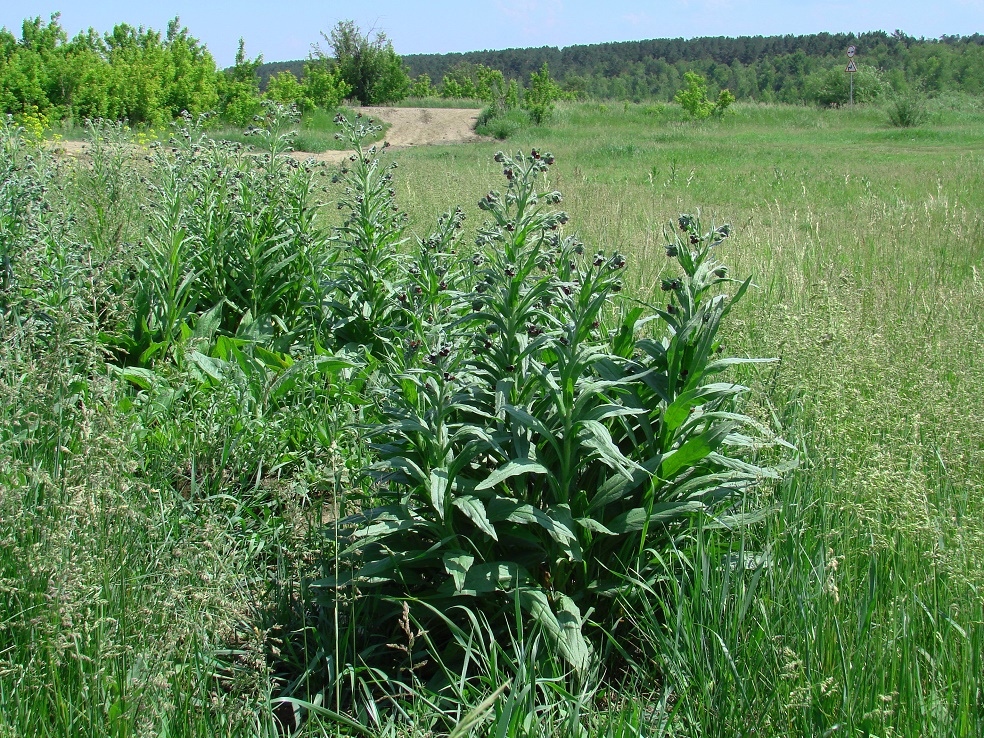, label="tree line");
[0,15,406,128]
[400,31,984,102]
[4,13,983,132]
